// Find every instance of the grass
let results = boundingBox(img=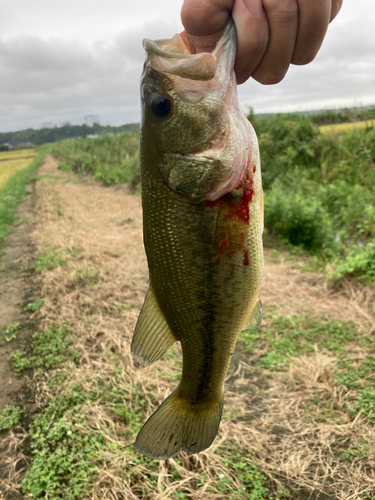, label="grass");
[13,321,275,500]
[34,249,67,273]
[5,154,374,498]
[240,314,358,370]
[0,146,49,245]
[0,158,36,191]
[10,324,79,373]
[0,148,36,161]
[241,313,375,426]
[0,322,19,342]
[24,298,44,312]
[320,119,375,134]
[0,405,24,430]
